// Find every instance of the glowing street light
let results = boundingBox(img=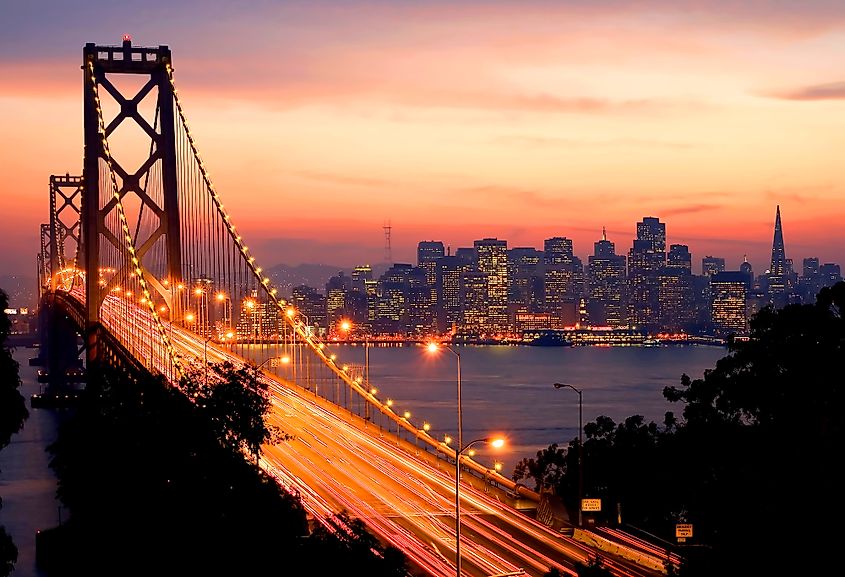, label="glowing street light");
[455,437,505,577]
[553,382,584,528]
[429,340,502,577]
[339,319,372,420]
